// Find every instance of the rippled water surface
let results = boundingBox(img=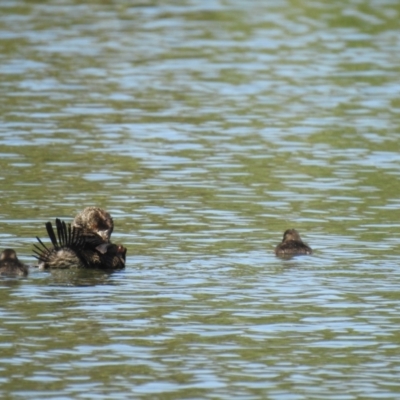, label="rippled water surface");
[1,0,400,398]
